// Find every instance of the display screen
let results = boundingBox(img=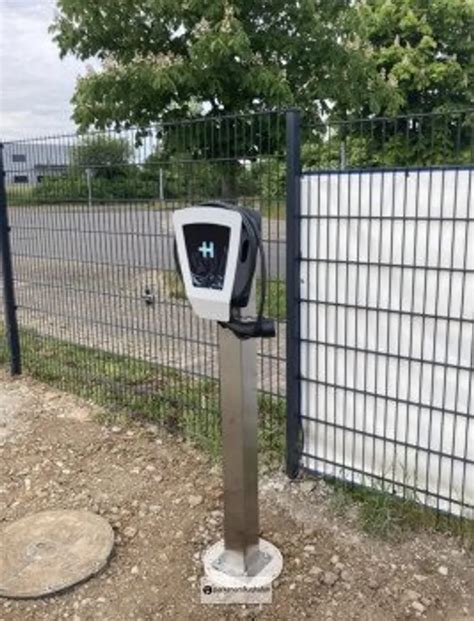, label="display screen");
[183,223,230,290]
